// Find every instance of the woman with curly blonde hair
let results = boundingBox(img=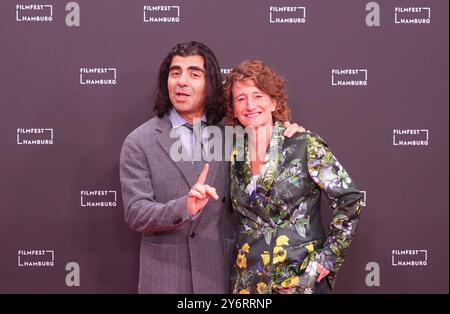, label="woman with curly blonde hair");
[224,60,364,294]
